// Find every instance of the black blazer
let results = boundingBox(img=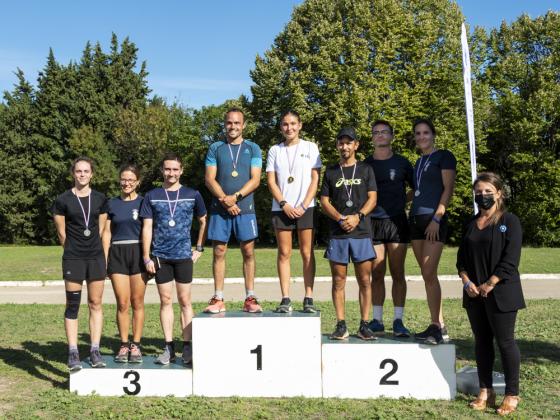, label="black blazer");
[457,212,526,312]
